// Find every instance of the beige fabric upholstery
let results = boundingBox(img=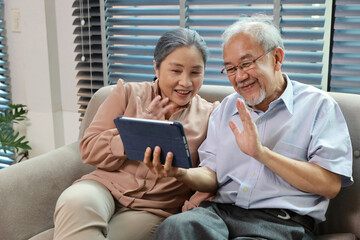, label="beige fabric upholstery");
[0,85,359,240]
